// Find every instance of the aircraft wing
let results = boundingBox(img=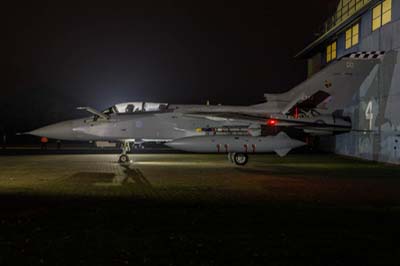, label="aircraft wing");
[184,112,267,123]
[184,112,351,134]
